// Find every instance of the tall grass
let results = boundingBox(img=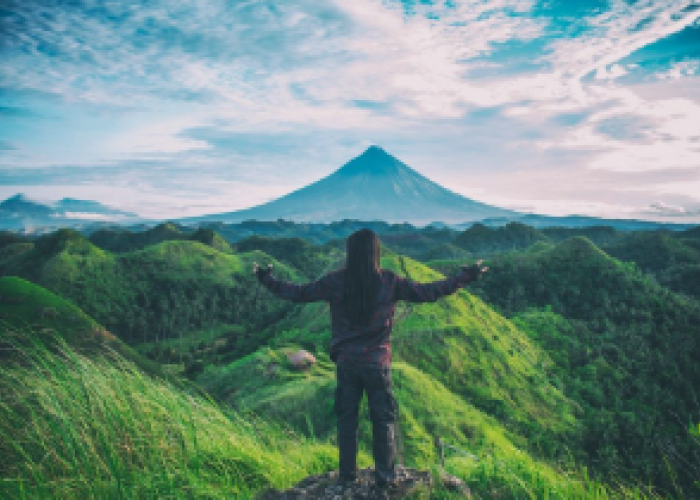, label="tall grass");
[0,334,336,499]
[438,453,663,500]
[0,332,671,499]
